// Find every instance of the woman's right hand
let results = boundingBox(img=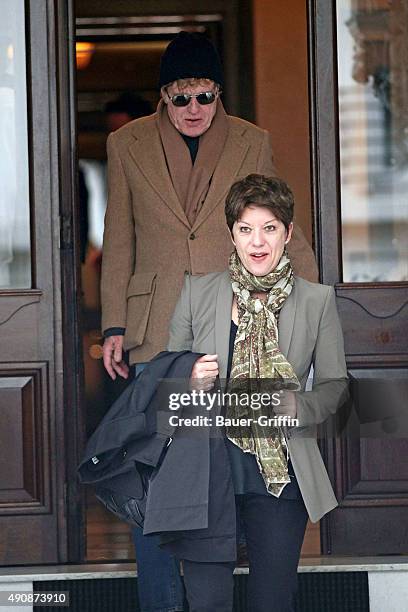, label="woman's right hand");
[190,354,219,391]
